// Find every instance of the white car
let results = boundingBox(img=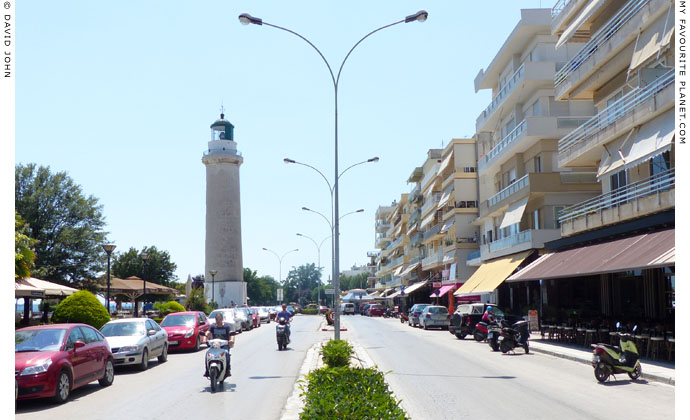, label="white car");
[341,303,355,315]
[208,309,241,334]
[100,318,168,370]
